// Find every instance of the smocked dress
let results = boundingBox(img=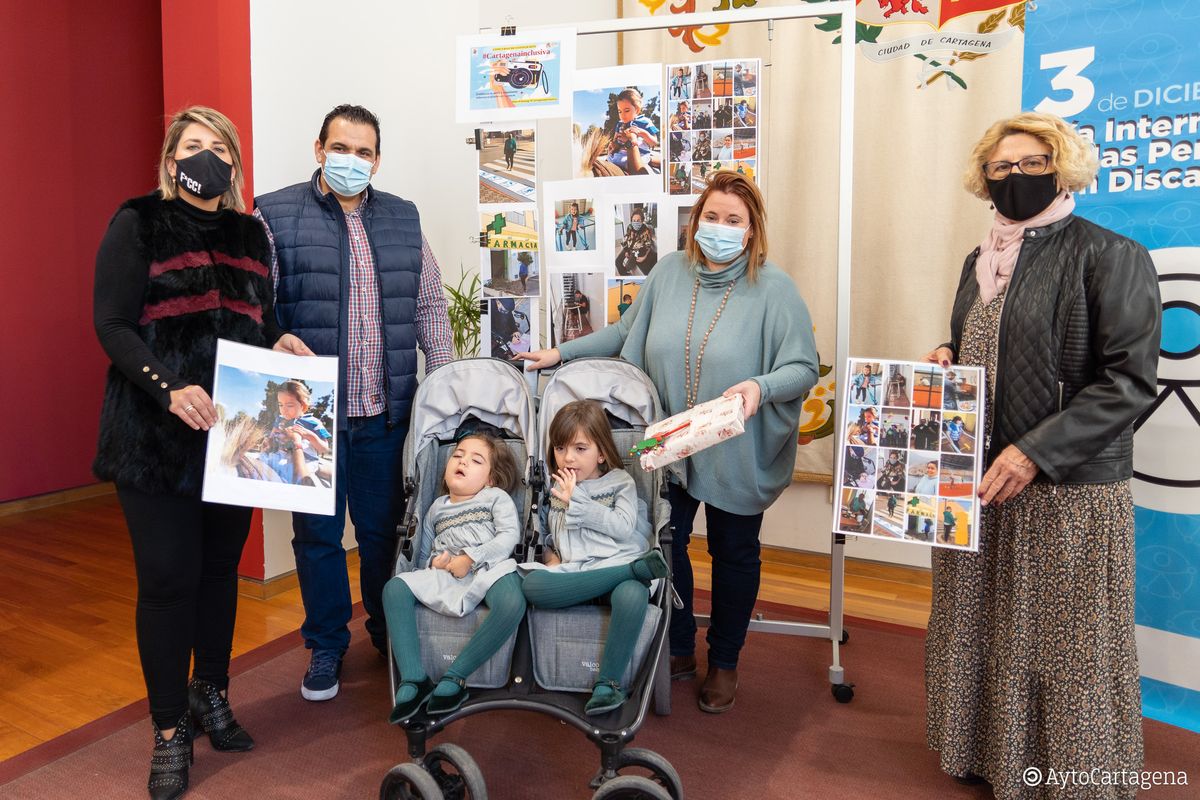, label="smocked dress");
[925,292,1142,800]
